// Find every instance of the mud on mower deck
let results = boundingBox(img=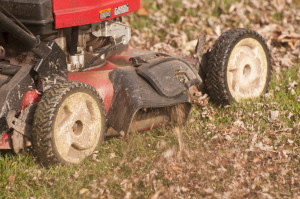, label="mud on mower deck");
[0,0,271,165]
